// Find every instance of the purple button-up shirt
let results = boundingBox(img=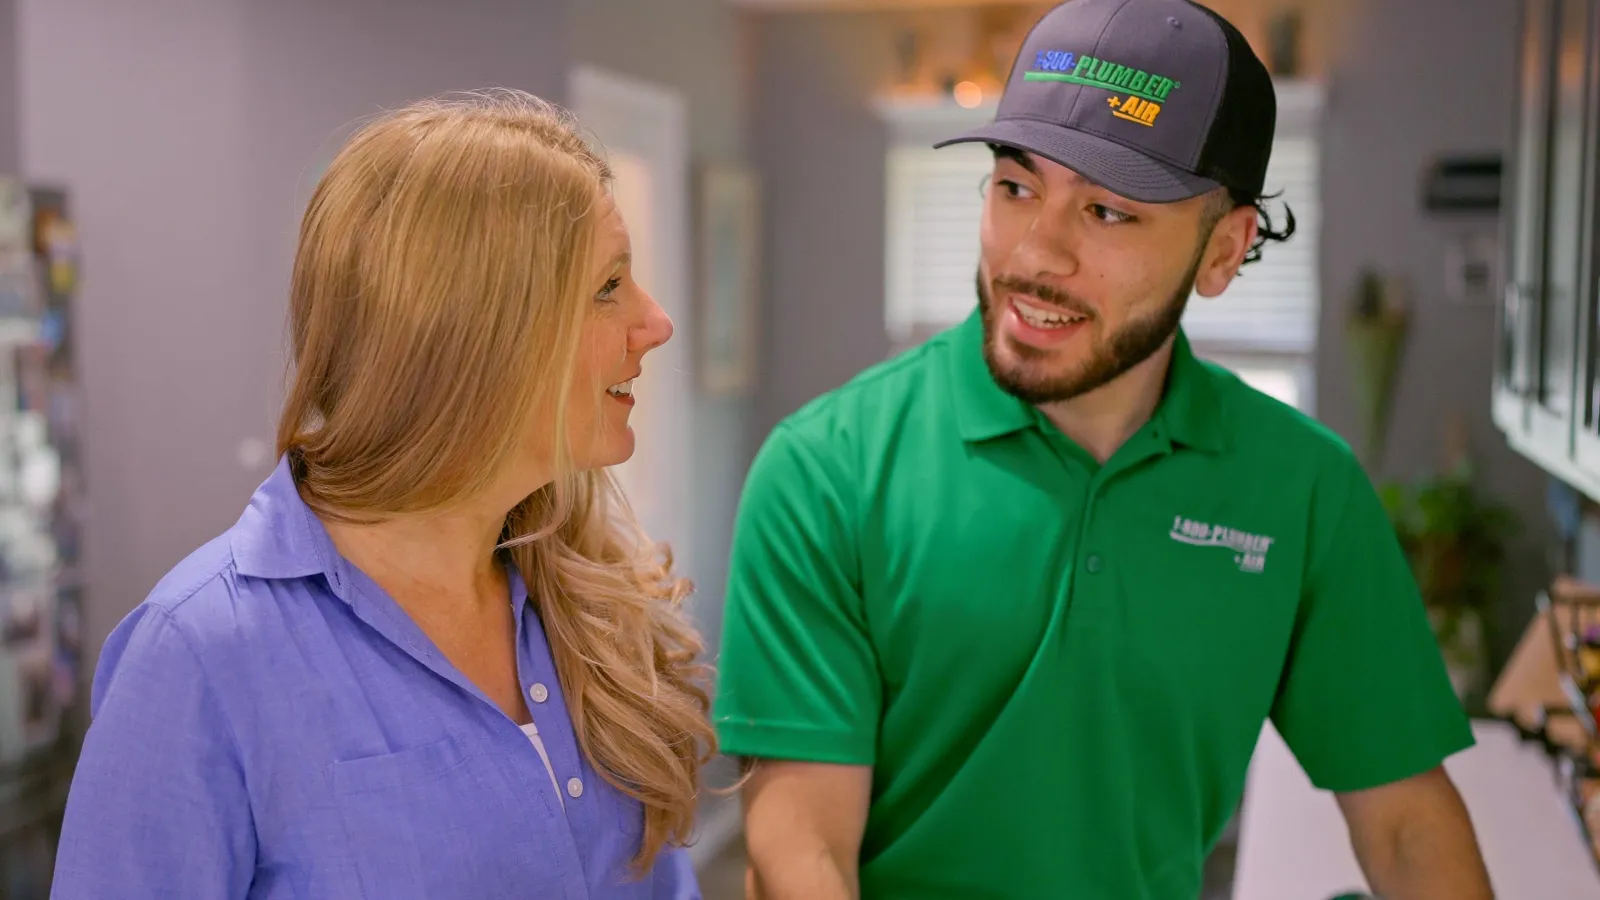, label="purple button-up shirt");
[52,457,700,899]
